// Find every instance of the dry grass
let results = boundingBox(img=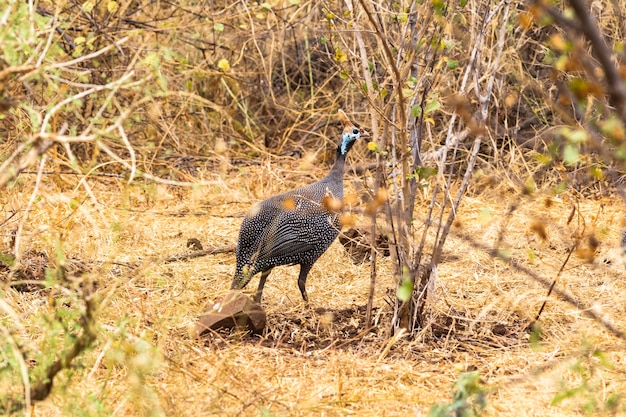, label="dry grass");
[2,0,626,415]
[2,157,624,416]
